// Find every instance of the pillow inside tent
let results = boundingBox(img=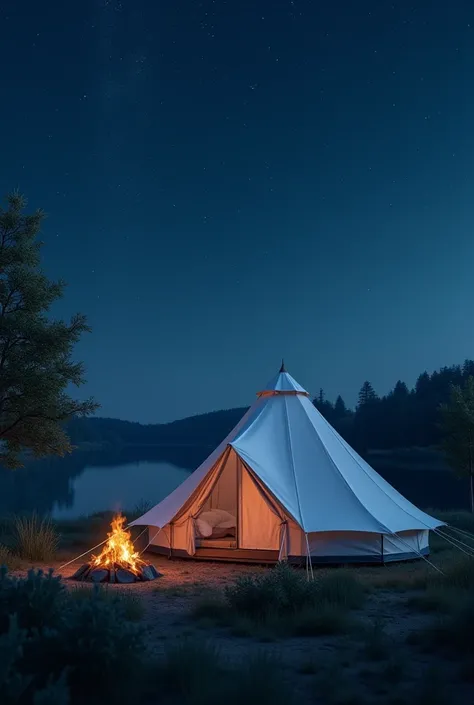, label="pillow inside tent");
[195,517,213,538]
[199,509,236,528]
